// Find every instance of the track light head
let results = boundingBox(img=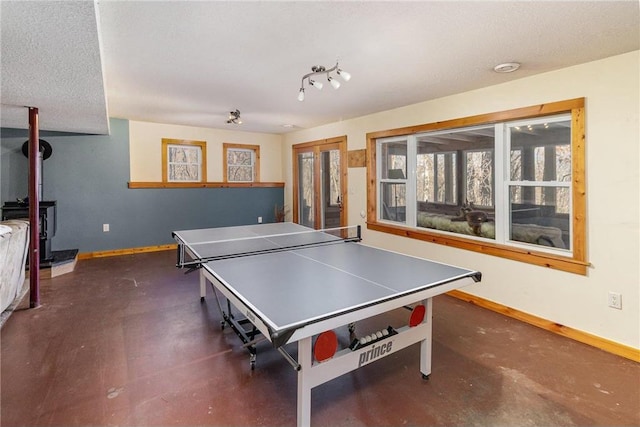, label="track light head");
[337,68,351,81]
[310,79,323,90]
[328,76,341,89]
